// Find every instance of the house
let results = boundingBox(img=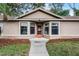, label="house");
[0,8,79,39]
